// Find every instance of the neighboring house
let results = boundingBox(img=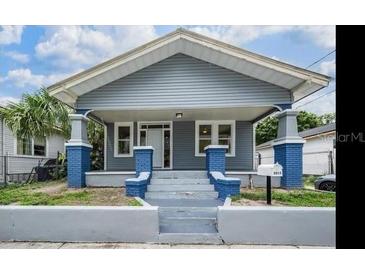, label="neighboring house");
[48,28,330,189]
[256,123,336,175]
[0,117,65,183]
